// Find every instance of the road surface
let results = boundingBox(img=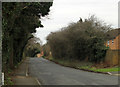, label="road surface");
[28,57,118,85]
